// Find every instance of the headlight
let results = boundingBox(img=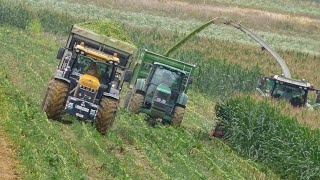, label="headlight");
[67,102,74,110]
[89,109,96,117]
[156,98,166,104]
